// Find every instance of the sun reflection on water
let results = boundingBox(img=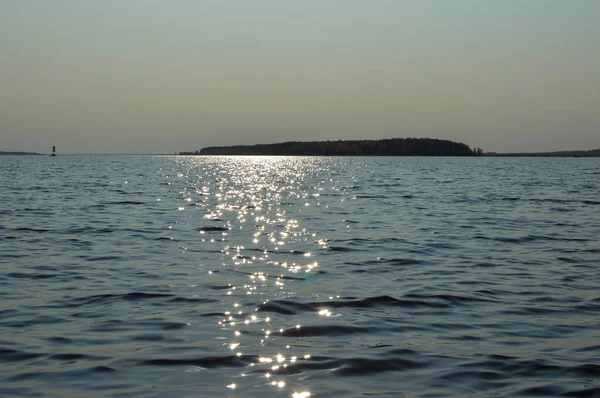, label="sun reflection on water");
[169,156,345,395]
[292,392,311,398]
